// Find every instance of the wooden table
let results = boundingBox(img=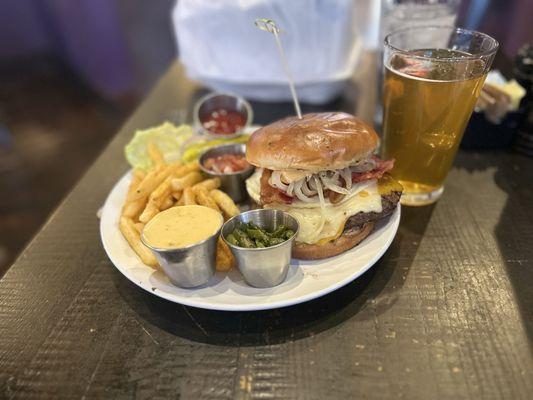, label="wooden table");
[0,59,532,399]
